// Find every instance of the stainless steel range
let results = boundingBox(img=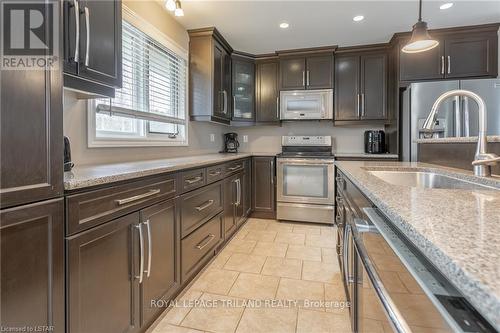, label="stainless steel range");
[276,136,335,224]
